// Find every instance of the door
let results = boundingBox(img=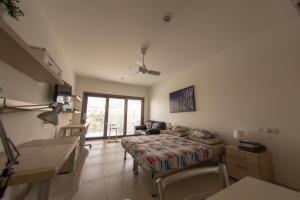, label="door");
[106,98,125,137]
[85,96,107,138]
[126,99,142,135]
